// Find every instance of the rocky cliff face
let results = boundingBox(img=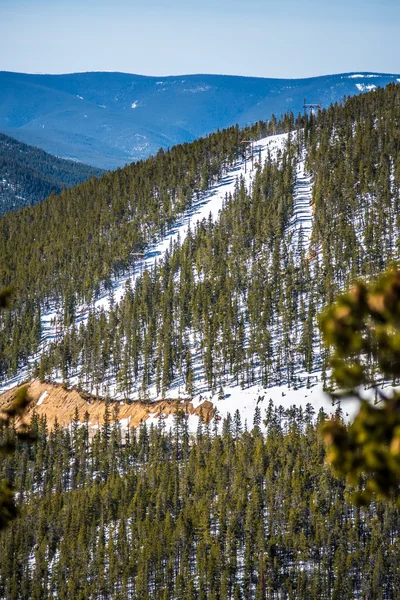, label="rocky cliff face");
[0,380,214,434]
